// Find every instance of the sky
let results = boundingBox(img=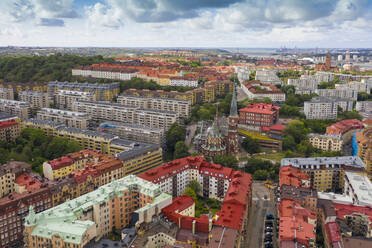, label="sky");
[0,0,371,48]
